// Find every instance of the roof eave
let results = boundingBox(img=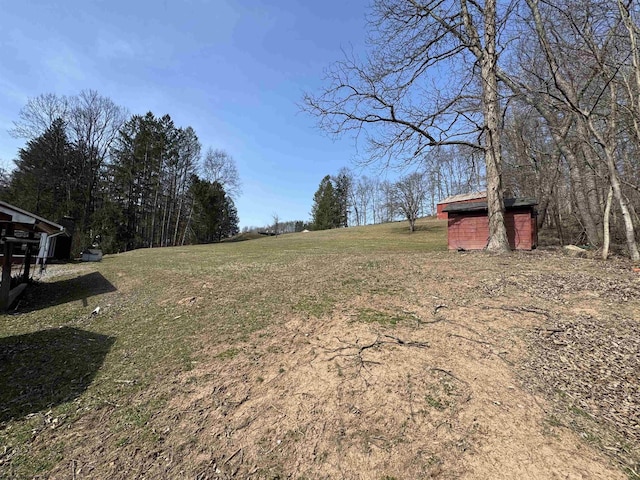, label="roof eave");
[0,200,66,234]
